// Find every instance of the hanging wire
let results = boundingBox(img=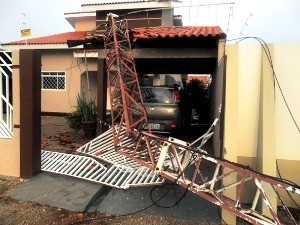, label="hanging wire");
[226,36,300,208]
[226,36,300,134]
